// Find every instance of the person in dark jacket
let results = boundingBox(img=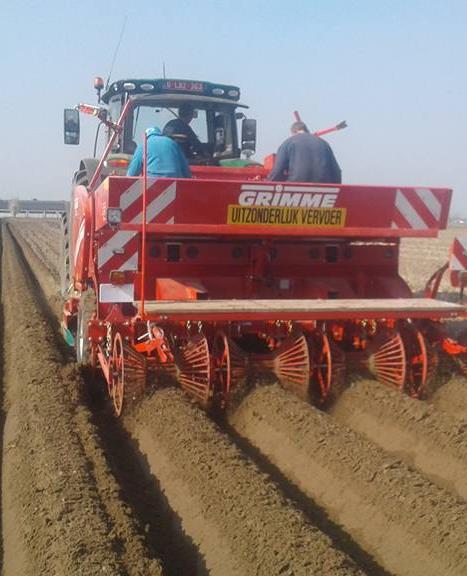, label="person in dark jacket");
[268,121,341,183]
[127,127,191,178]
[163,103,204,158]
